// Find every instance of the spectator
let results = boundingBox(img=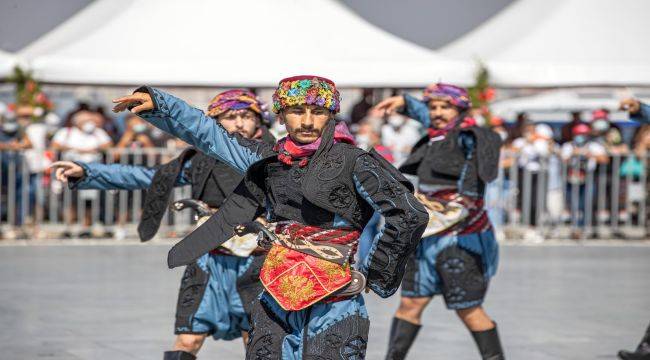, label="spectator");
[350,88,374,125]
[380,113,421,167]
[0,113,32,232]
[506,111,531,144]
[561,123,608,238]
[489,116,509,142]
[355,121,394,163]
[511,123,558,227]
[51,110,113,236]
[561,110,586,144]
[116,114,154,149]
[51,110,113,162]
